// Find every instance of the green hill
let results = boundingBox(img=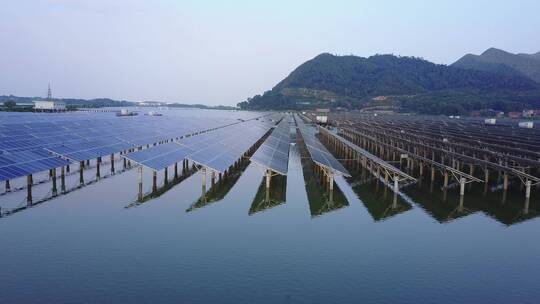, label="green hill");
[452,48,540,83]
[239,53,540,115]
